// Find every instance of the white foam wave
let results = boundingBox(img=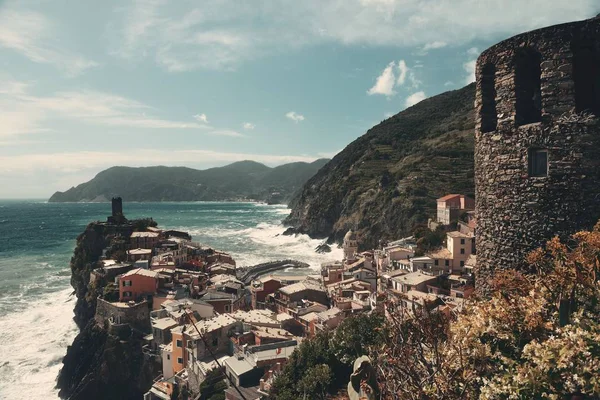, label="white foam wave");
[0,288,77,400]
